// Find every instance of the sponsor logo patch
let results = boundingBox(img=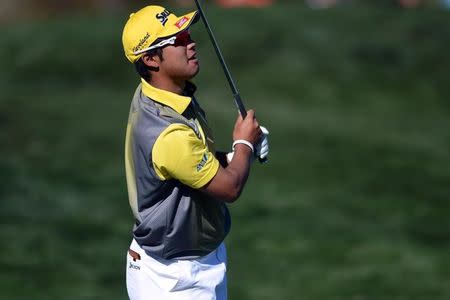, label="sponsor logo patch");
[197,153,208,172]
[156,9,170,26]
[175,17,190,29]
